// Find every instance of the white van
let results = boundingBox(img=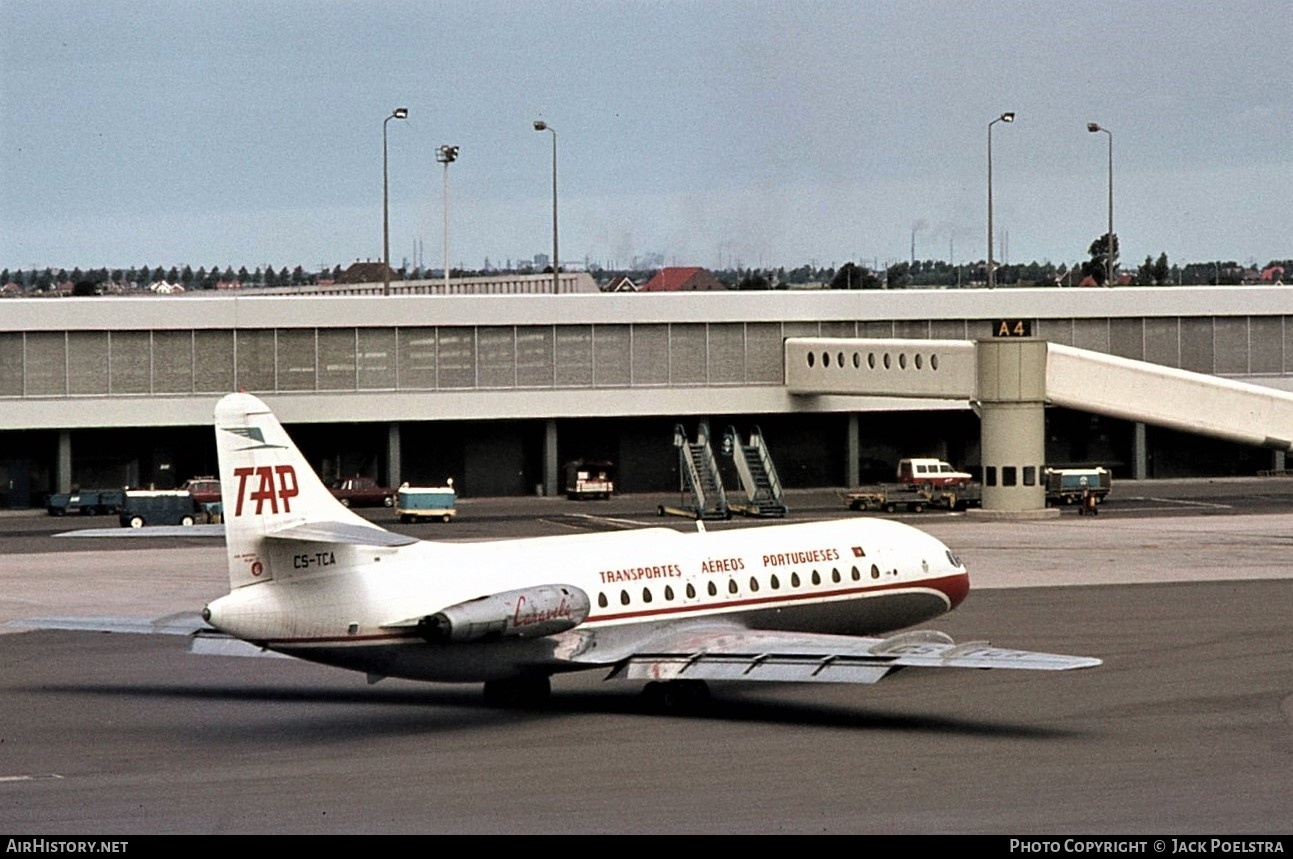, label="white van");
[896,458,973,488]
